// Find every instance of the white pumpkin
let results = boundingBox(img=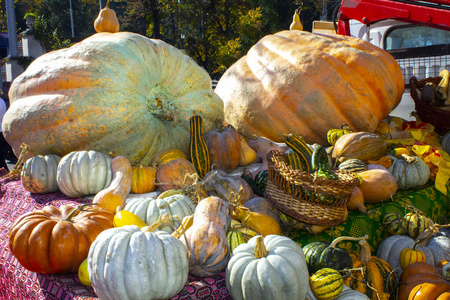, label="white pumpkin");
[56,150,112,197]
[226,235,309,300]
[21,154,61,193]
[376,233,450,278]
[88,225,189,300]
[123,194,195,233]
